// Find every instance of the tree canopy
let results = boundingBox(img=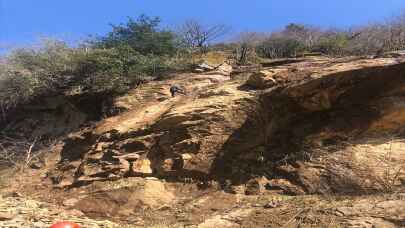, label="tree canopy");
[94,15,177,56]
